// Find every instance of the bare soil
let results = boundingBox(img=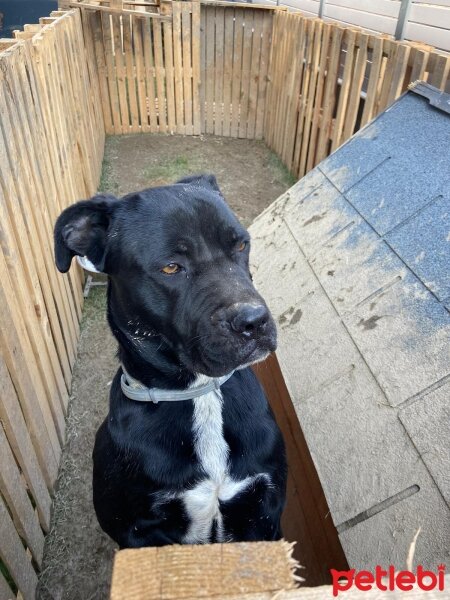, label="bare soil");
[37,134,293,600]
